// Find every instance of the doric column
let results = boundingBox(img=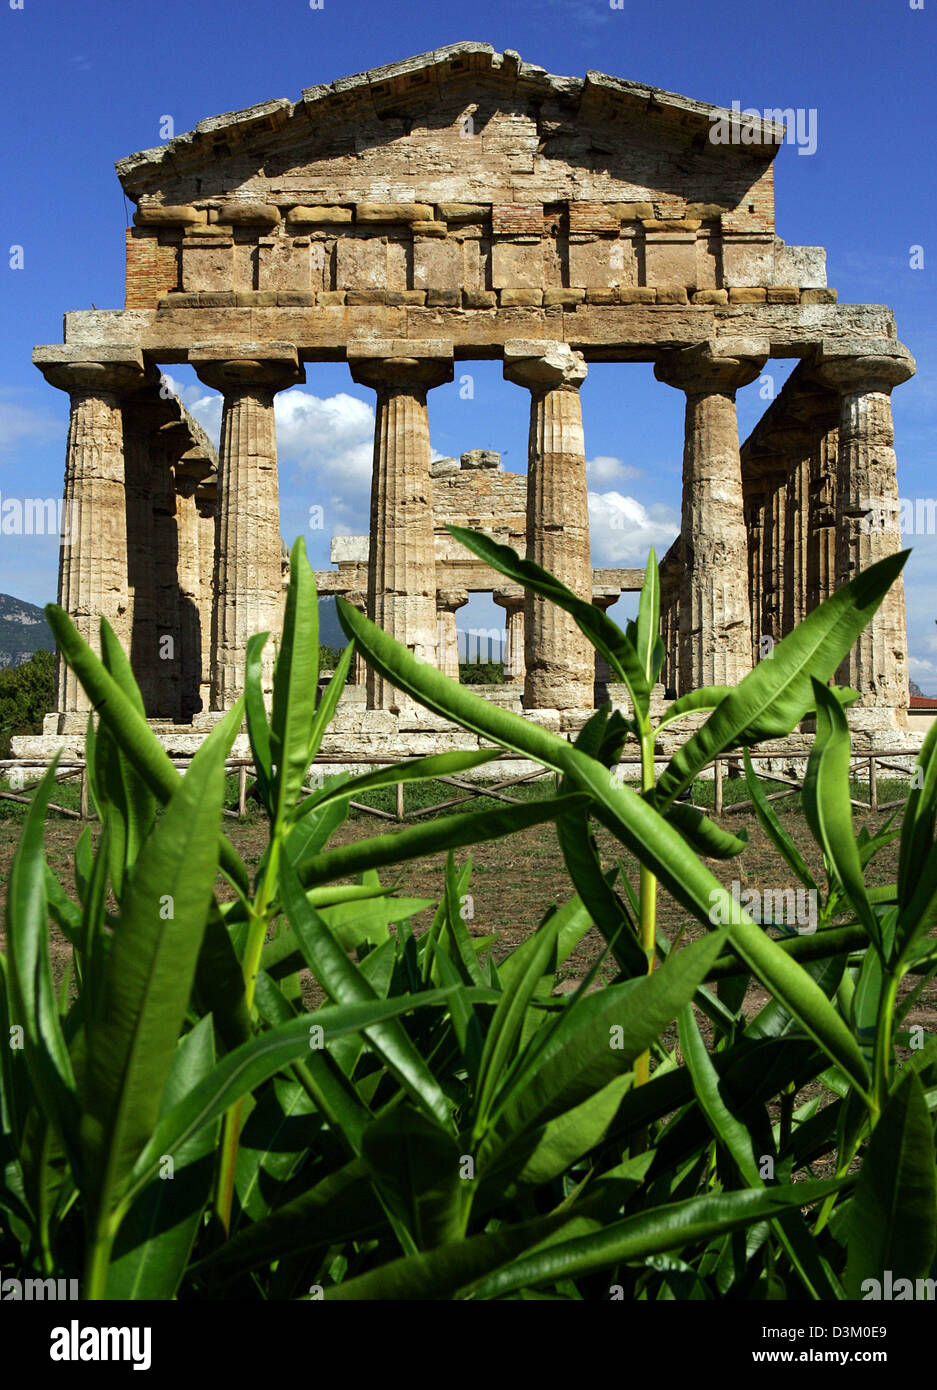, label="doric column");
[349,340,453,712]
[815,340,915,727]
[195,476,217,716]
[191,344,303,708]
[762,462,788,651]
[33,347,146,730]
[655,338,768,690]
[493,587,526,685]
[745,482,767,665]
[503,341,593,711]
[344,590,368,686]
[807,422,838,612]
[591,589,619,704]
[436,589,468,681]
